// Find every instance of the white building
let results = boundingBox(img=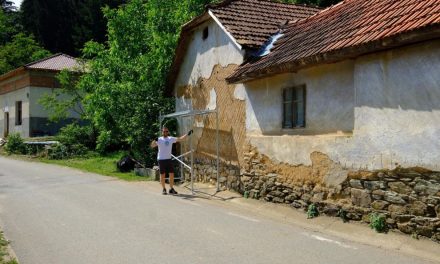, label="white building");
[0,53,81,138]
